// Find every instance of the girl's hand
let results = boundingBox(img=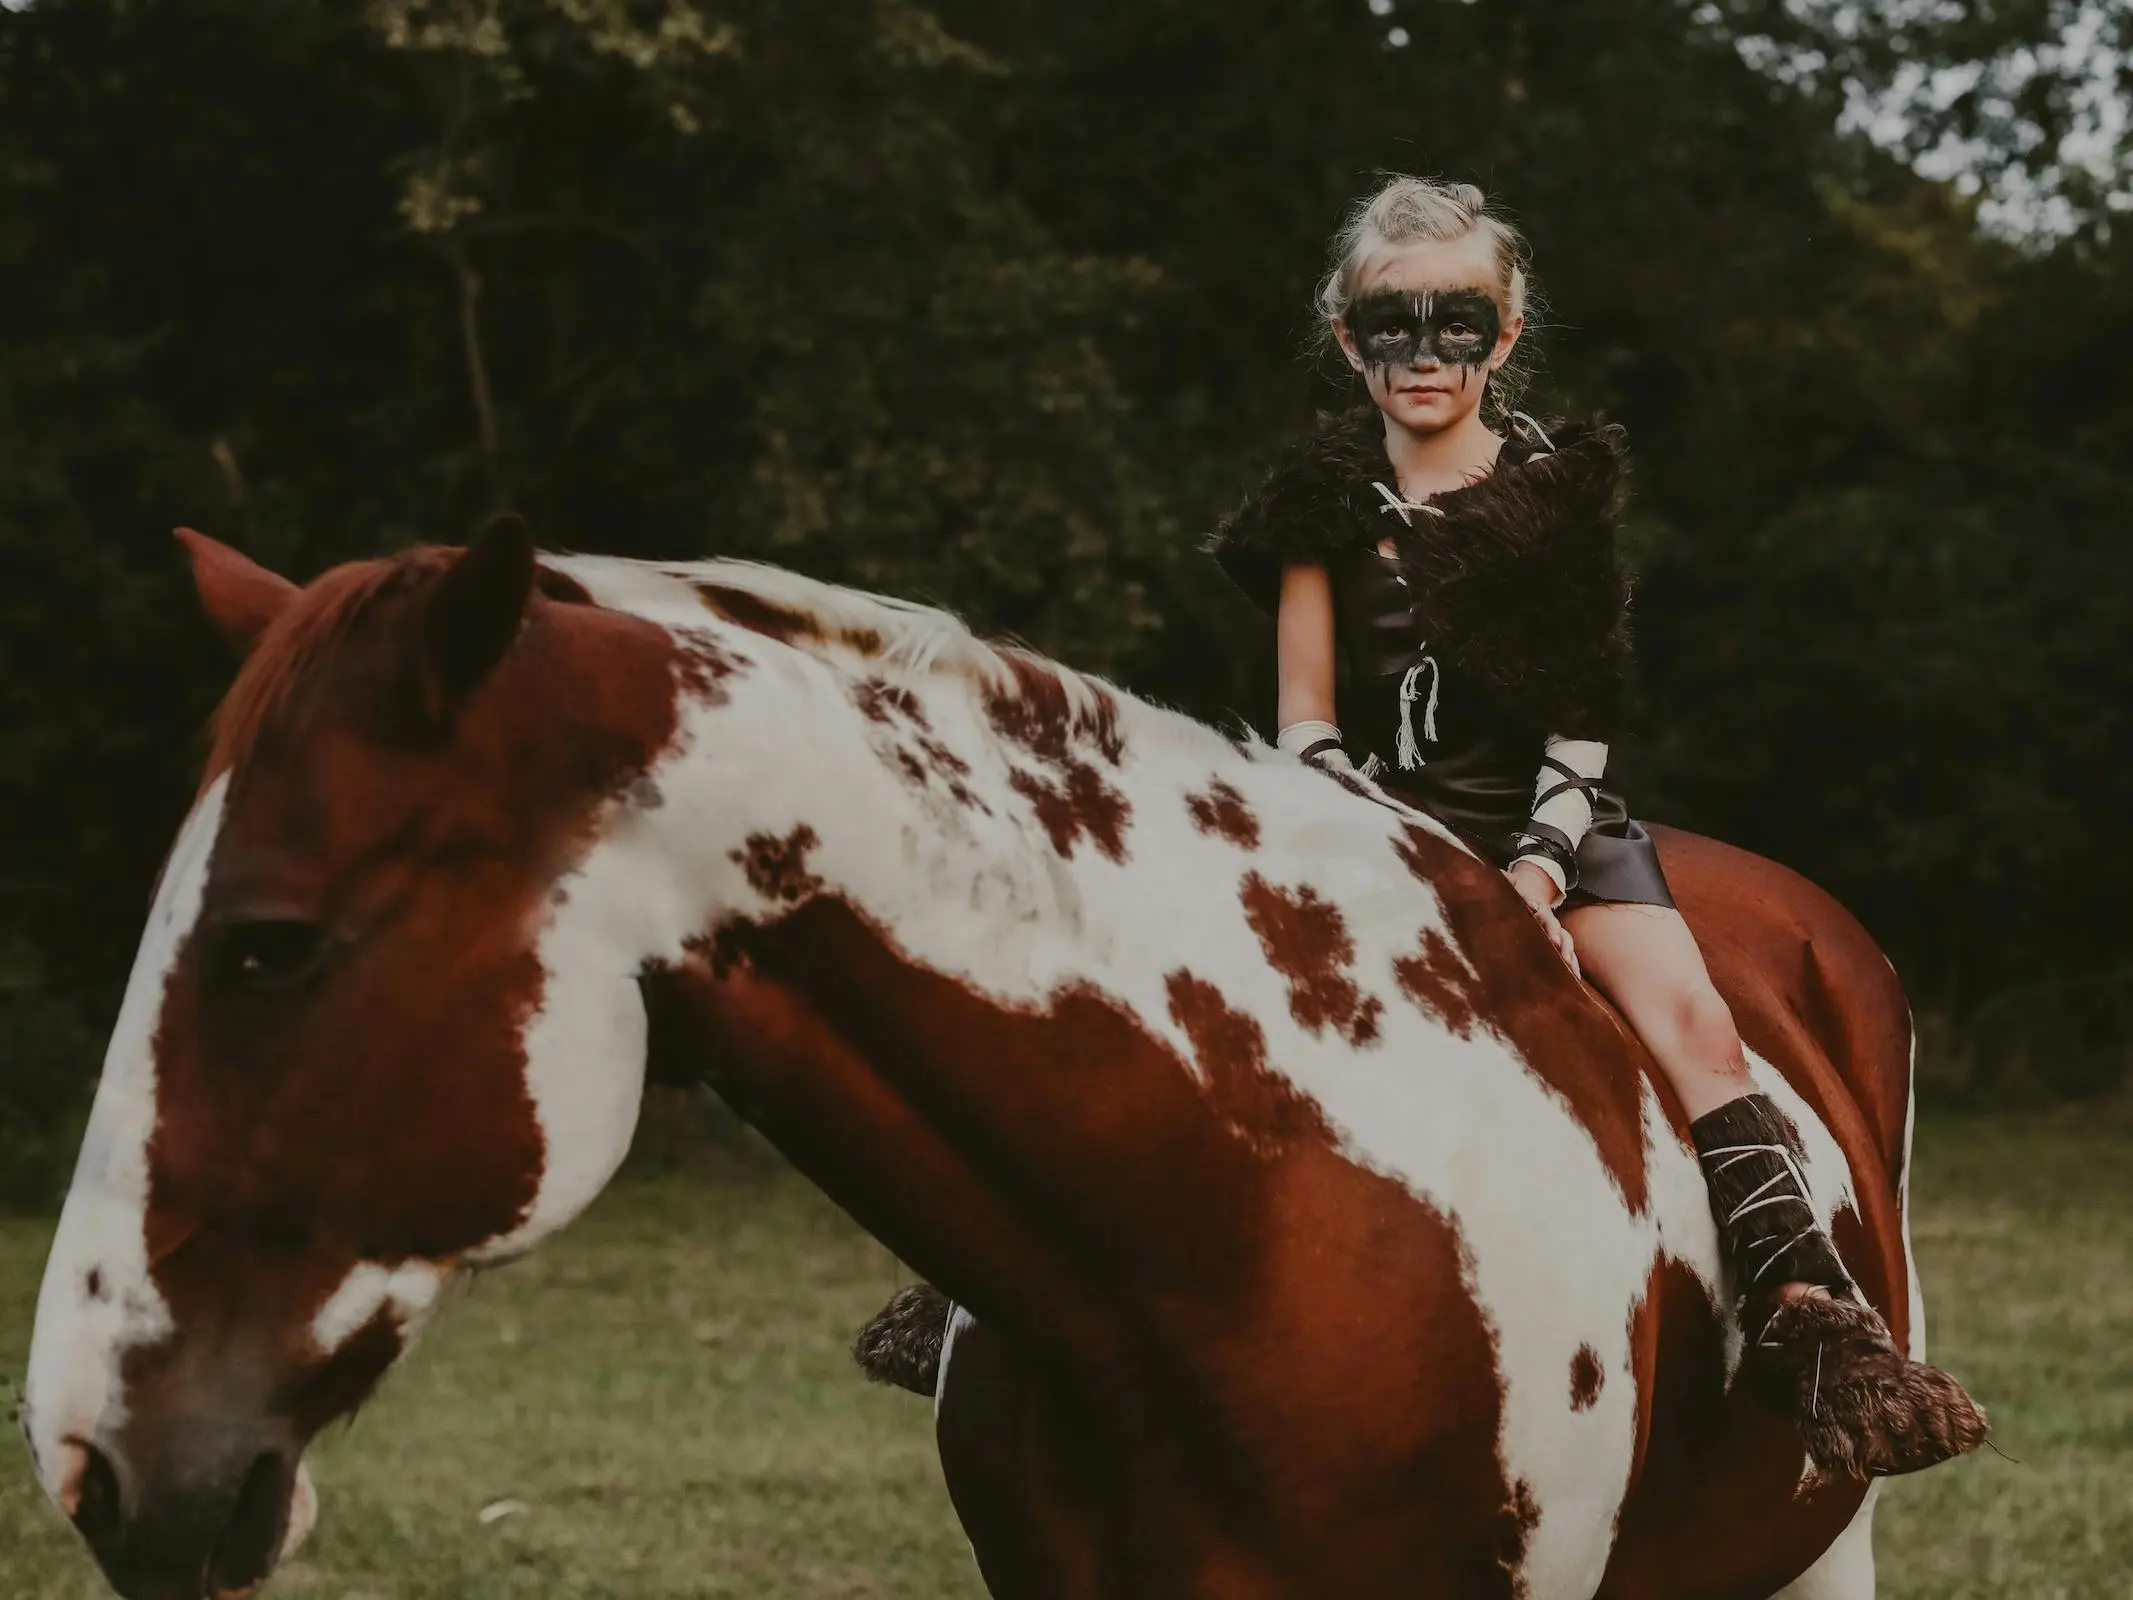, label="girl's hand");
[1506,861,1580,978]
